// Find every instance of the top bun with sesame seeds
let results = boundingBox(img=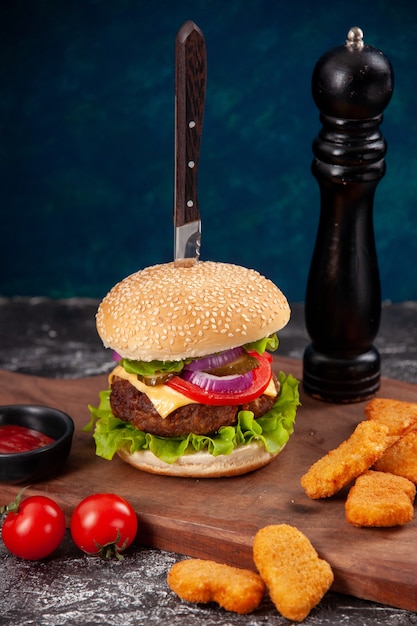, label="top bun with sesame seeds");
[88,261,298,478]
[96,261,290,361]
